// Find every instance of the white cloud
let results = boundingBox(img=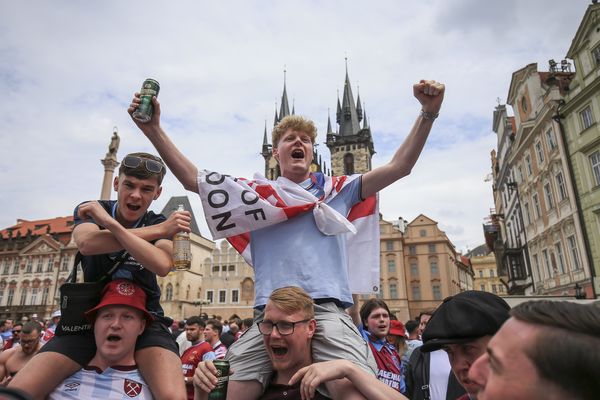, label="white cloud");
[0,0,591,252]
